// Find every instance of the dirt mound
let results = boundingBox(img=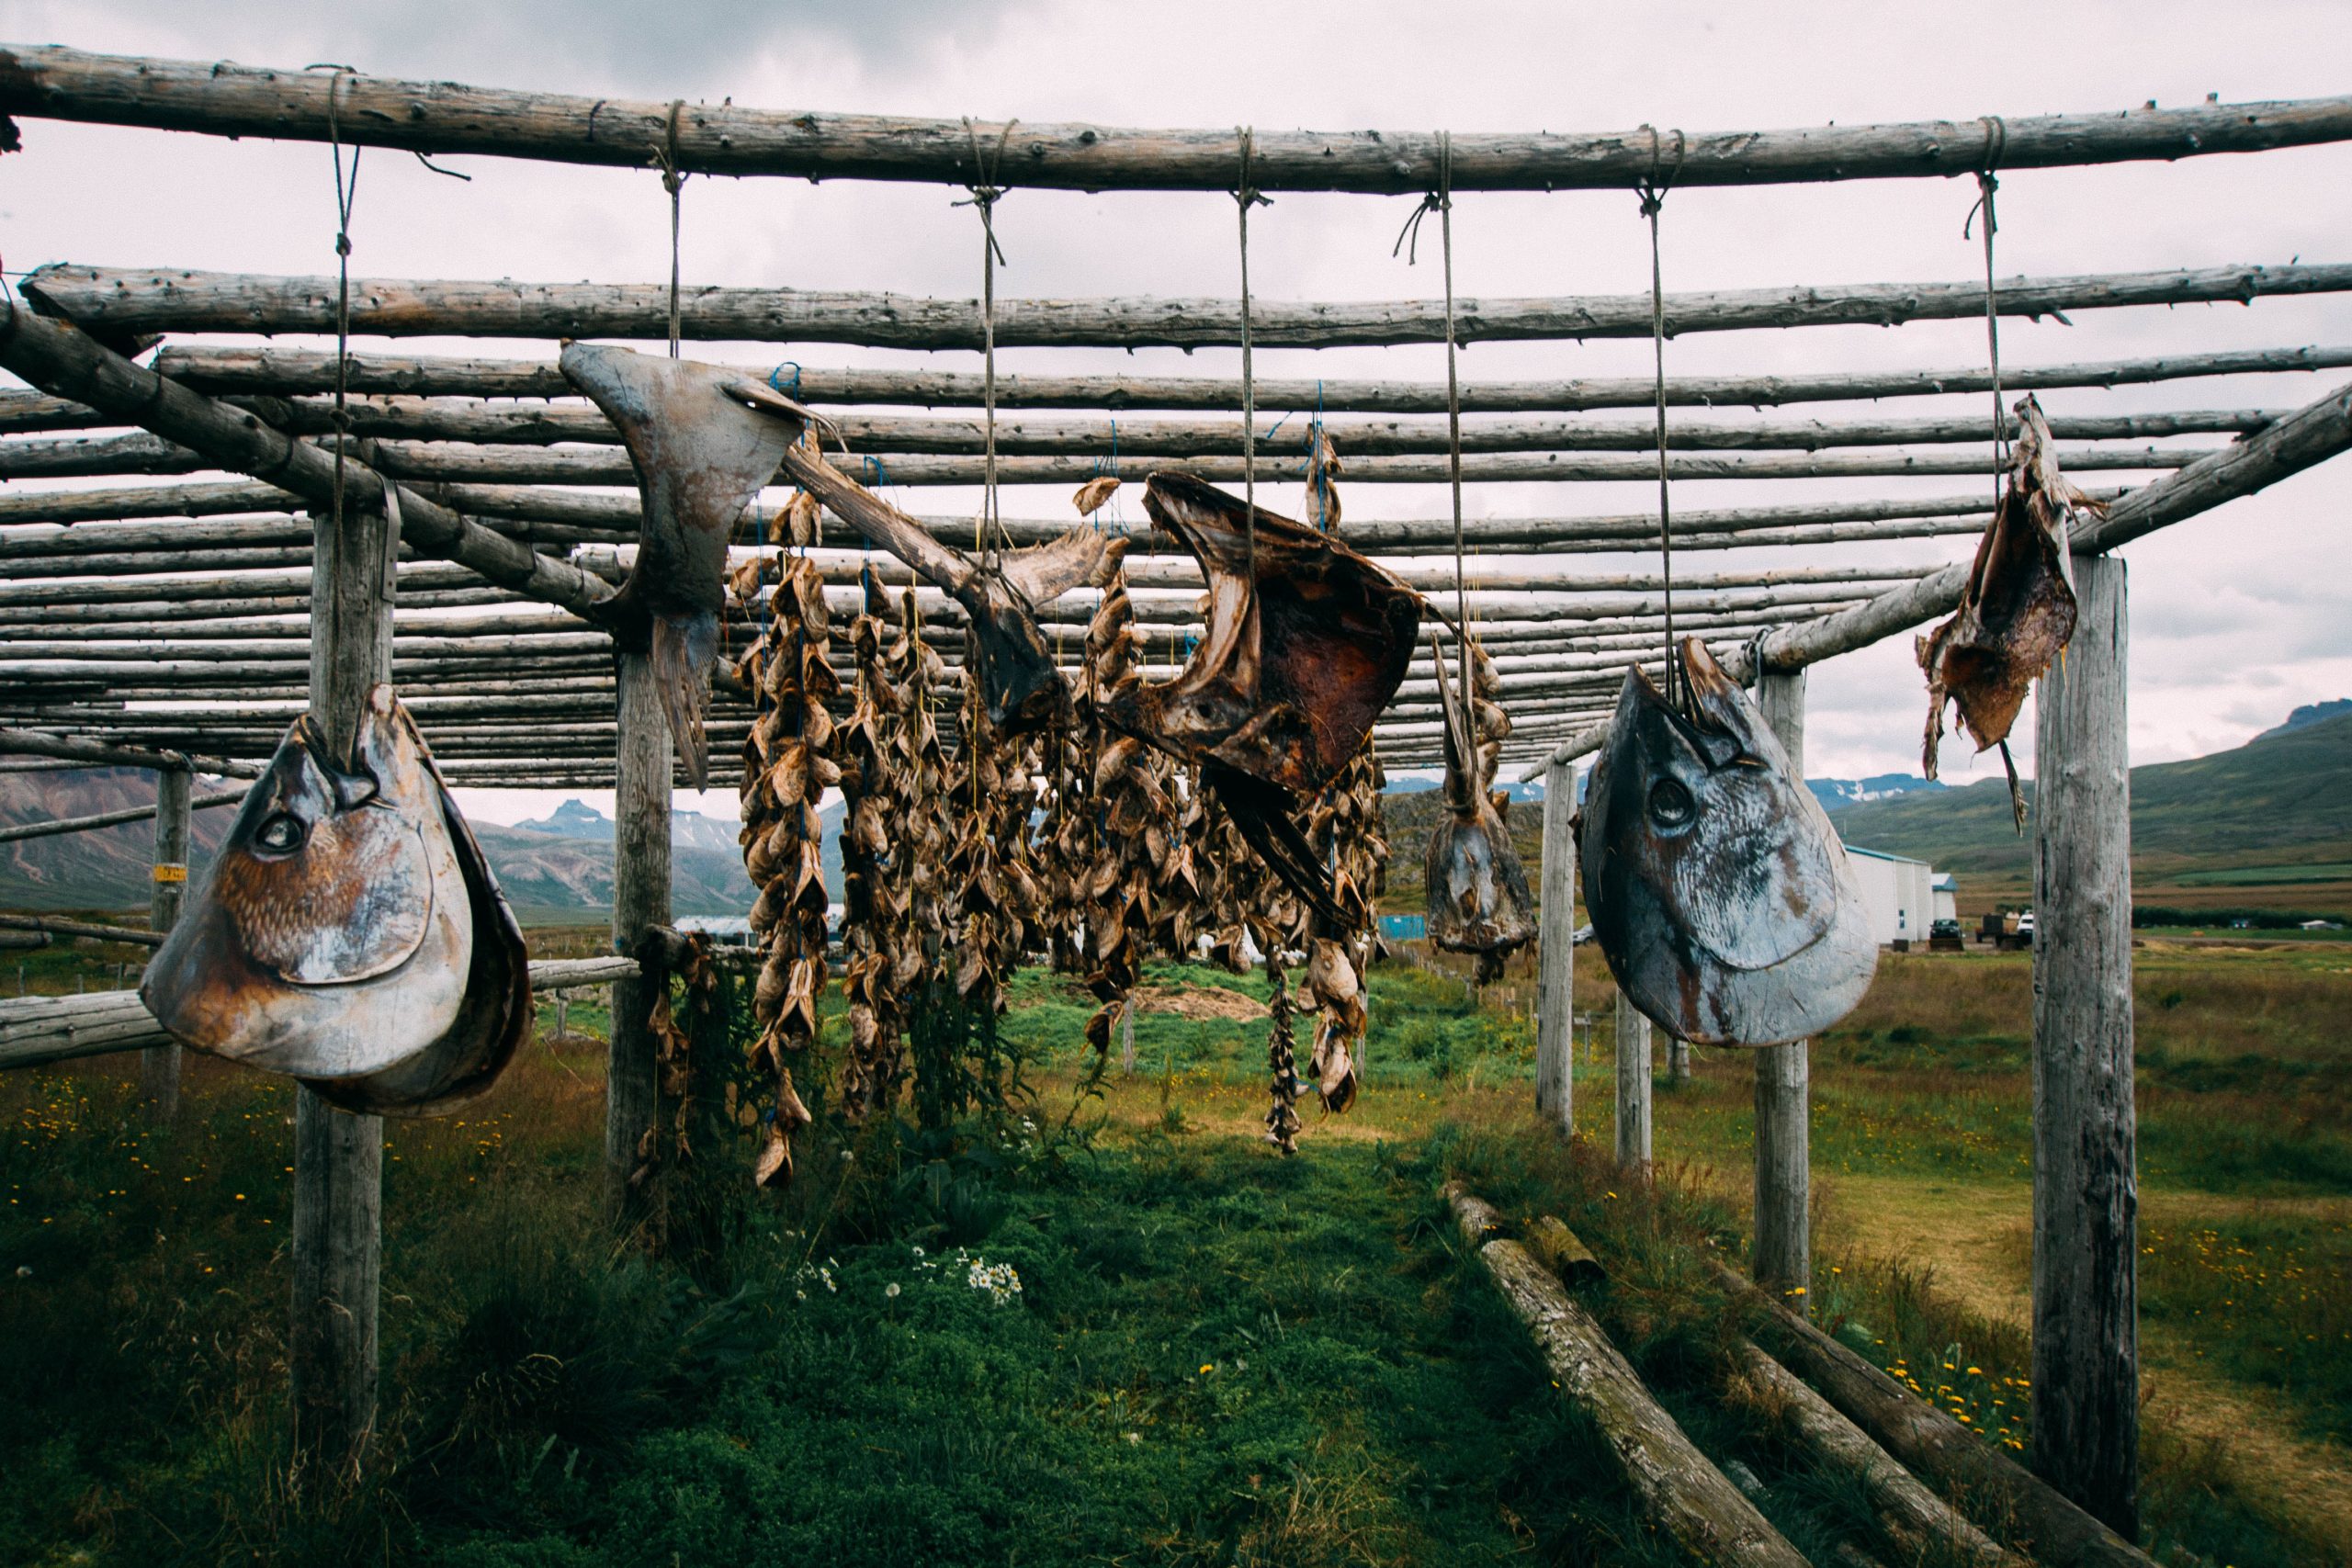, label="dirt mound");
[1133,983,1266,1022]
